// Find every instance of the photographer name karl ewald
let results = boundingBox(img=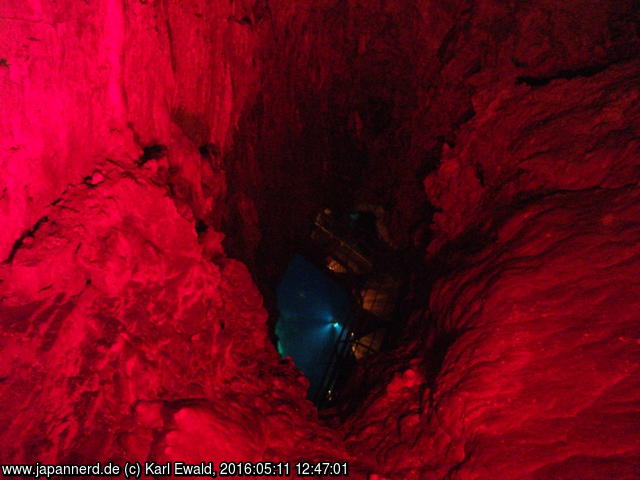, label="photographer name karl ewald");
[1,461,219,478]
